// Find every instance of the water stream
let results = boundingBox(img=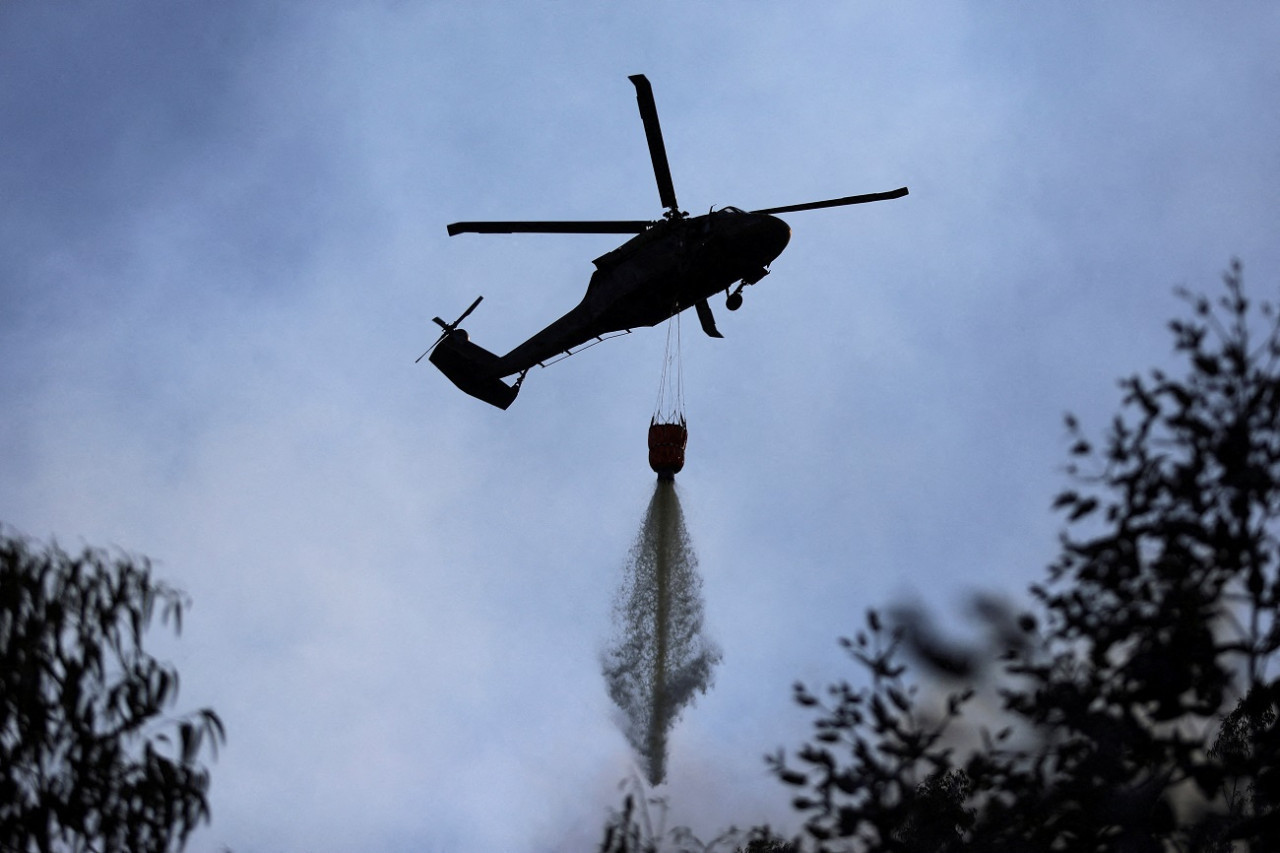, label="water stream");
[603,479,721,784]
